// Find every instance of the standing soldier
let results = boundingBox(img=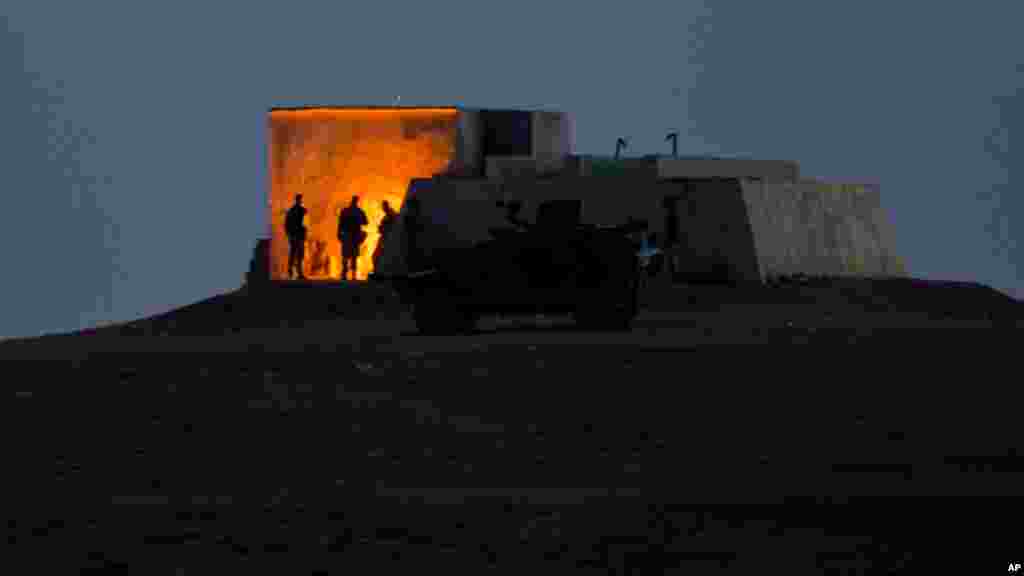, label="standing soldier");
[337,195,369,281]
[372,200,398,271]
[284,194,307,280]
